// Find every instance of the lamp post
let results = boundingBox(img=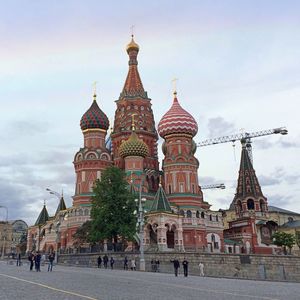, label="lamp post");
[0,205,8,260]
[46,188,62,263]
